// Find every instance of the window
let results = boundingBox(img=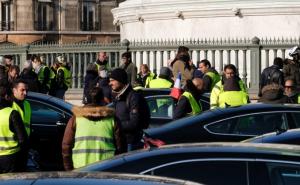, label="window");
[143,161,248,185]
[267,163,300,185]
[146,96,174,118]
[289,112,300,128]
[206,113,288,136]
[1,1,12,31]
[35,1,53,31]
[81,2,96,31]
